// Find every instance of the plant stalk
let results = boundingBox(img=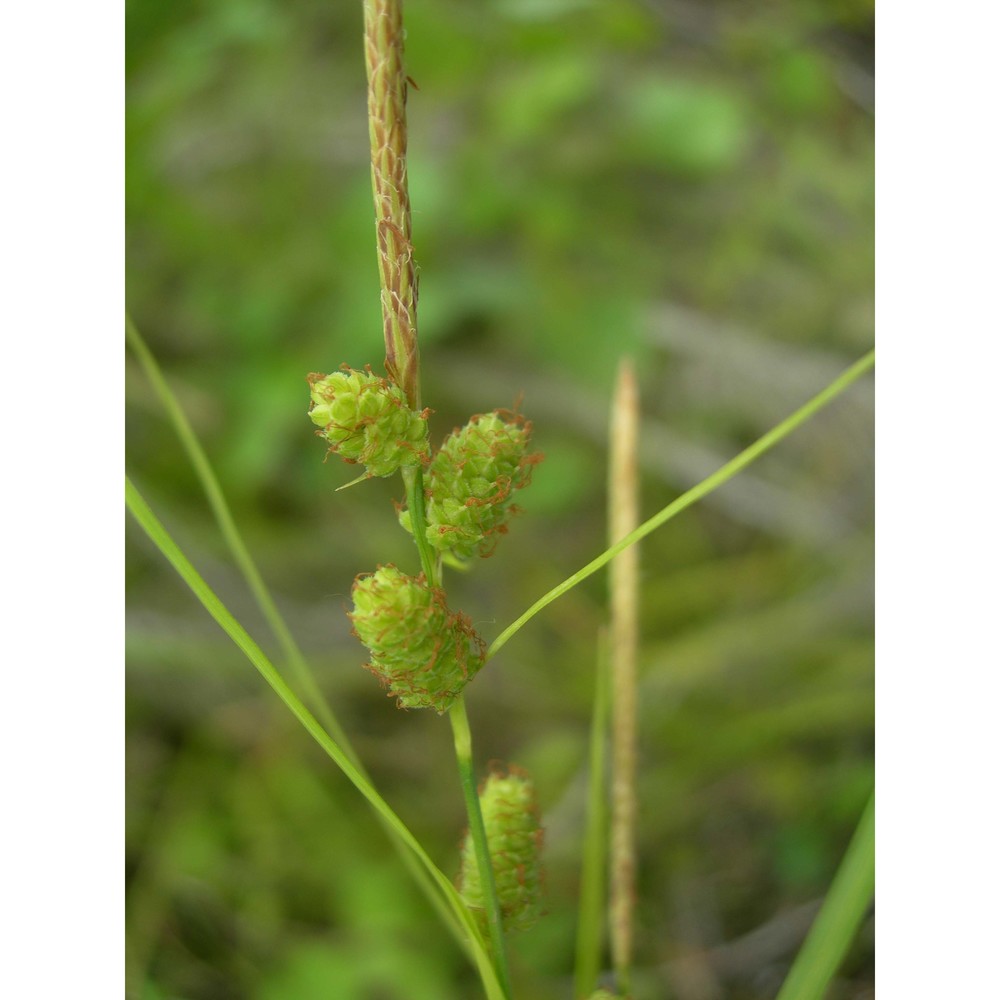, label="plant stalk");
[364,0,420,408]
[608,359,640,998]
[364,6,509,994]
[404,440,511,994]
[450,696,514,1000]
[775,790,875,1000]
[404,465,439,584]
